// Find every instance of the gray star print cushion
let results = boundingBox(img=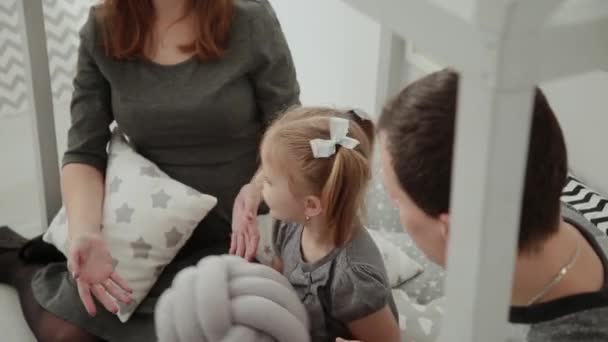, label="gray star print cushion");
[43,130,218,322]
